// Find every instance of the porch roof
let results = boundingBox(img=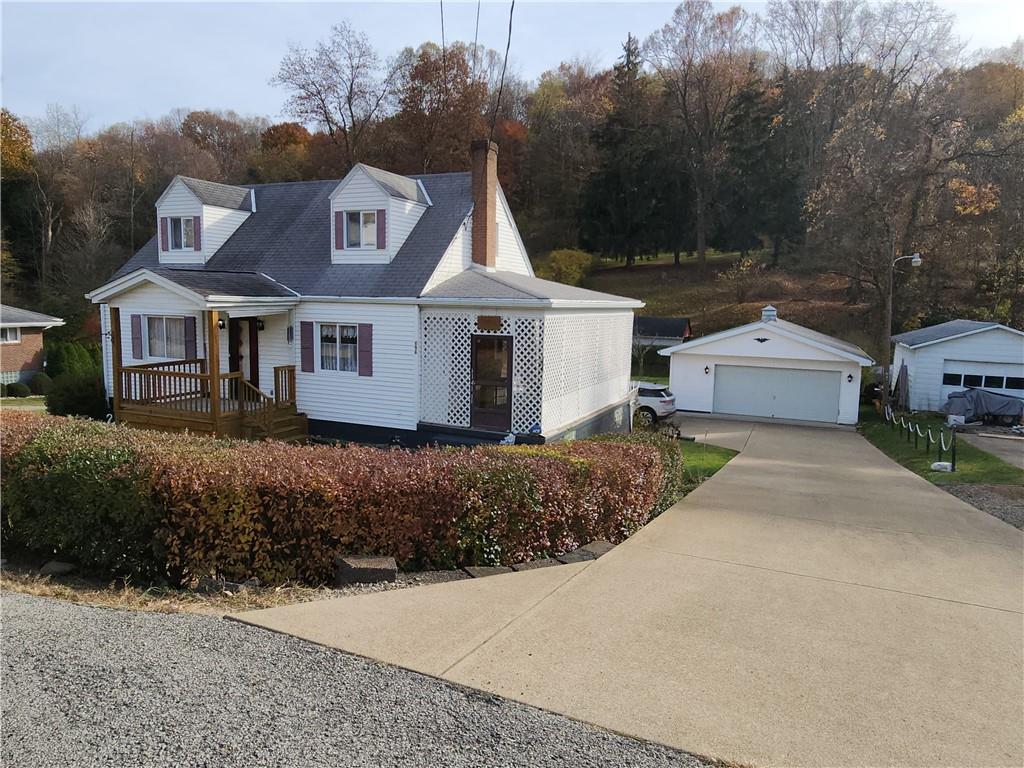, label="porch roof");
[422,270,643,309]
[87,268,299,311]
